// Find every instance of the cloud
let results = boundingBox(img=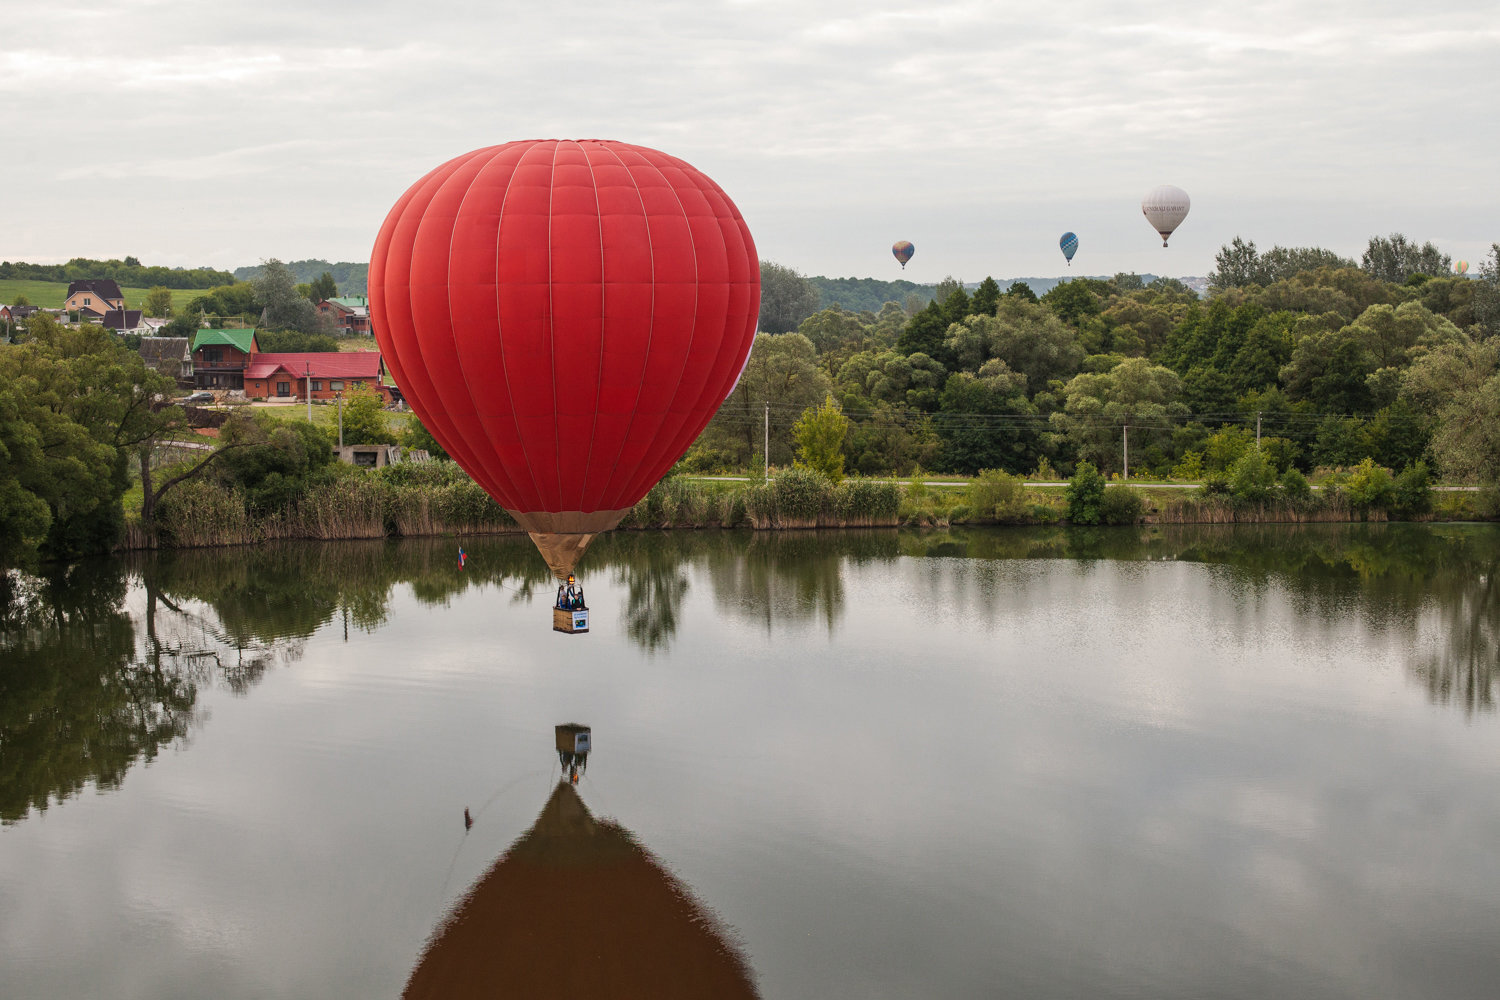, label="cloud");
[2,0,1496,275]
